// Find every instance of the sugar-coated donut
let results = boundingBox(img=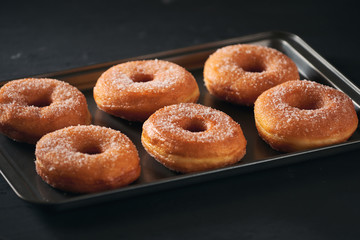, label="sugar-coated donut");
[0,78,91,144]
[203,44,299,105]
[93,59,200,121]
[141,103,247,173]
[254,80,358,152]
[35,125,141,193]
